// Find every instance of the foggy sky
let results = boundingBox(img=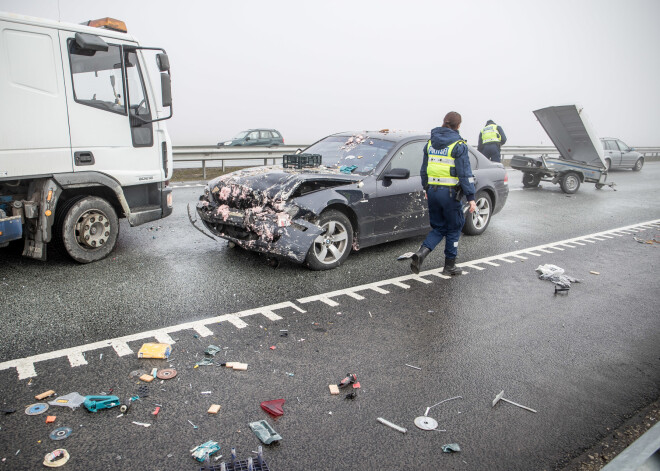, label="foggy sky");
[2,0,659,146]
